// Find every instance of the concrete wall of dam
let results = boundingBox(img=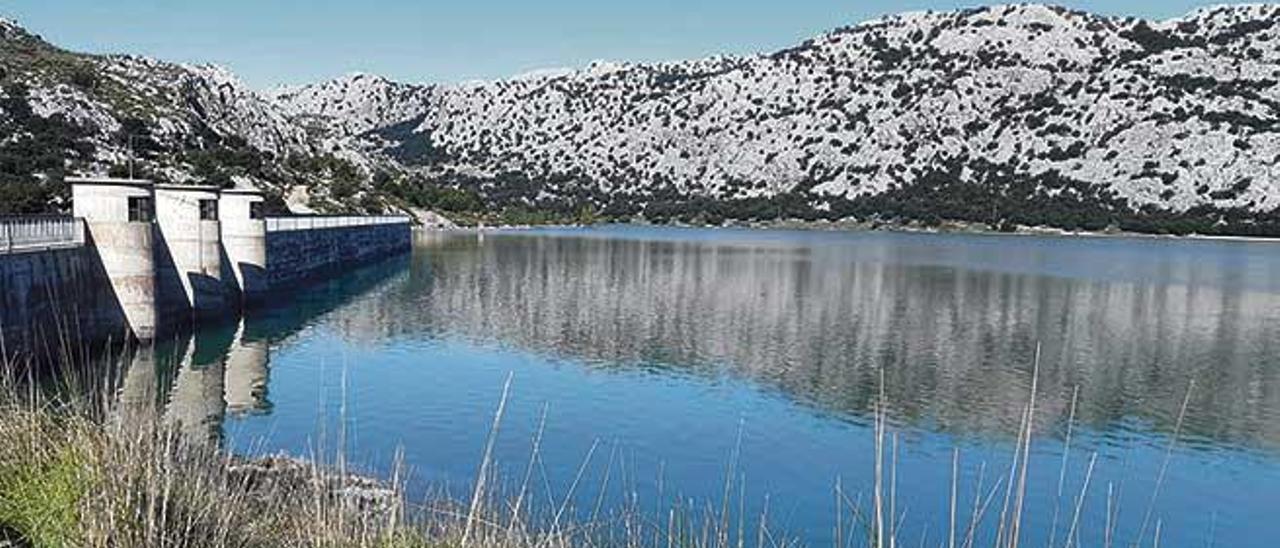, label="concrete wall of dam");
[0,243,130,360]
[0,178,412,361]
[265,220,412,287]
